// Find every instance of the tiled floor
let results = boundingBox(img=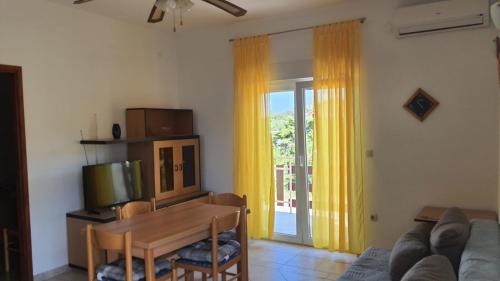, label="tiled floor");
[46,240,356,281]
